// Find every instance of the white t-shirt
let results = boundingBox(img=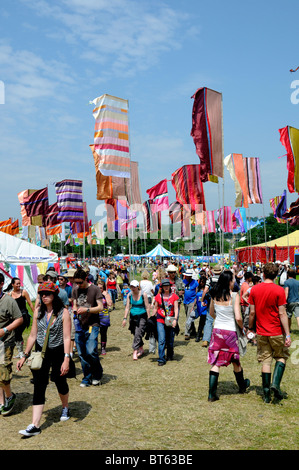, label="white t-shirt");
[140,280,154,298]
